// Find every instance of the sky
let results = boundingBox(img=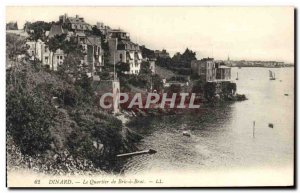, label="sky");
[6,6,294,63]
